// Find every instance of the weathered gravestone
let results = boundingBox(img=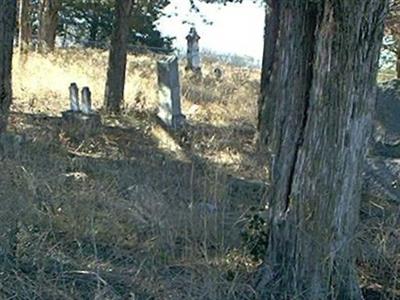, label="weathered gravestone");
[69,82,80,112]
[81,86,92,114]
[186,27,201,72]
[62,84,101,135]
[157,55,186,129]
